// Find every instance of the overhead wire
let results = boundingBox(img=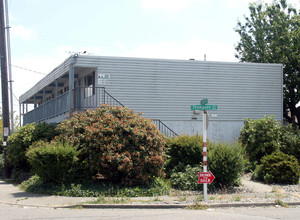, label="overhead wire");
[10,64,47,75]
